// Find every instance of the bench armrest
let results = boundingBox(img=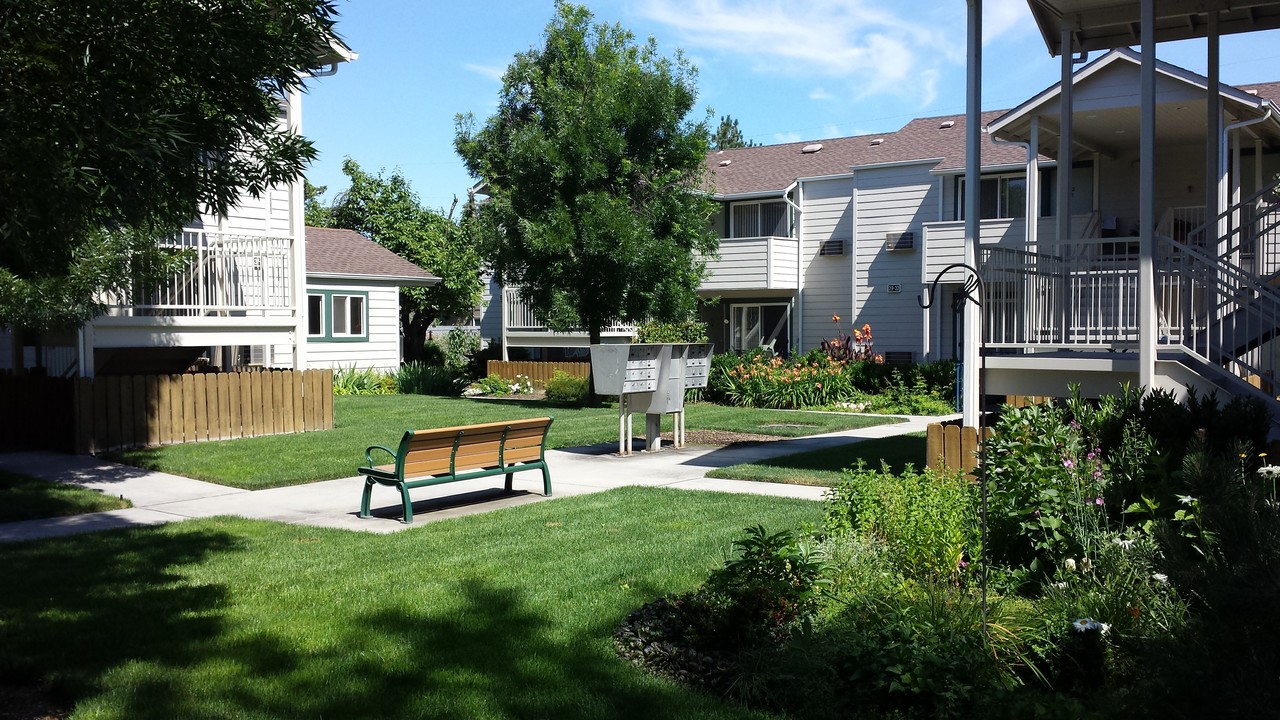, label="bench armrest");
[363,445,398,468]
